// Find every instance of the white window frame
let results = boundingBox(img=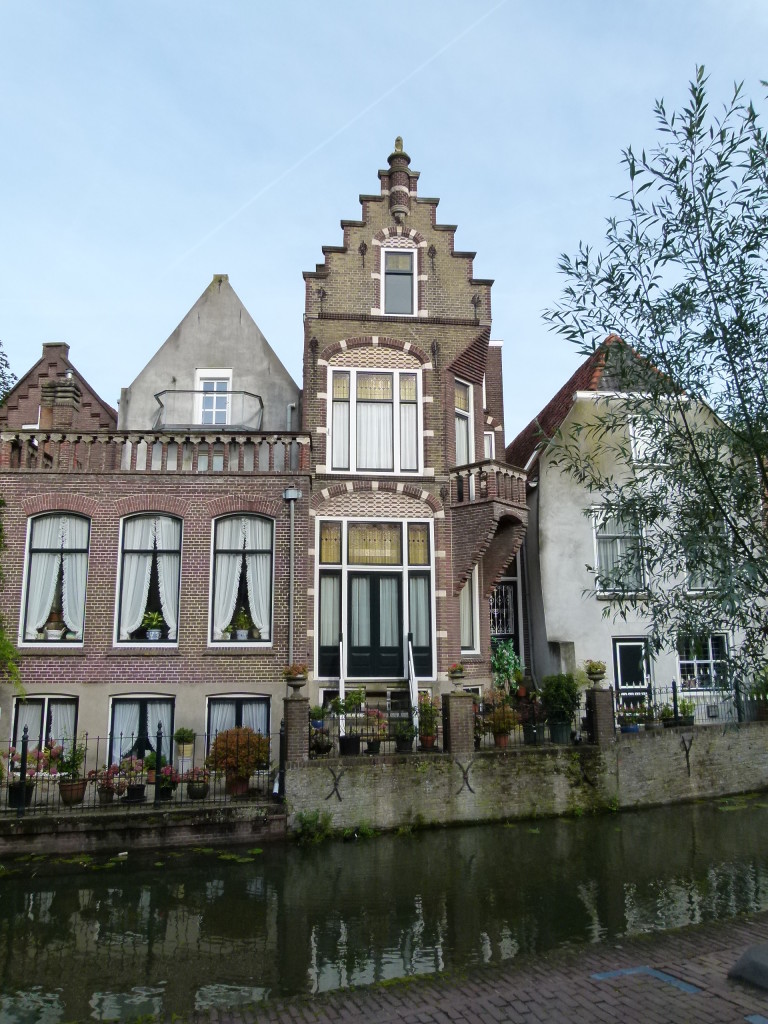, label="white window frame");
[483,431,495,460]
[382,247,417,317]
[454,378,474,468]
[195,368,232,426]
[108,694,175,764]
[315,516,436,681]
[460,565,480,655]
[593,511,644,594]
[208,515,275,647]
[11,695,79,751]
[114,515,182,647]
[327,367,423,475]
[205,693,271,744]
[613,638,649,690]
[677,633,729,691]
[20,513,90,647]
